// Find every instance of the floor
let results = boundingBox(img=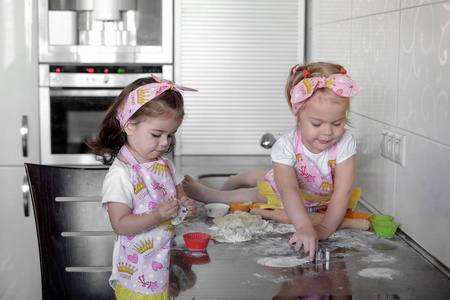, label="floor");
[169,164,450,300]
